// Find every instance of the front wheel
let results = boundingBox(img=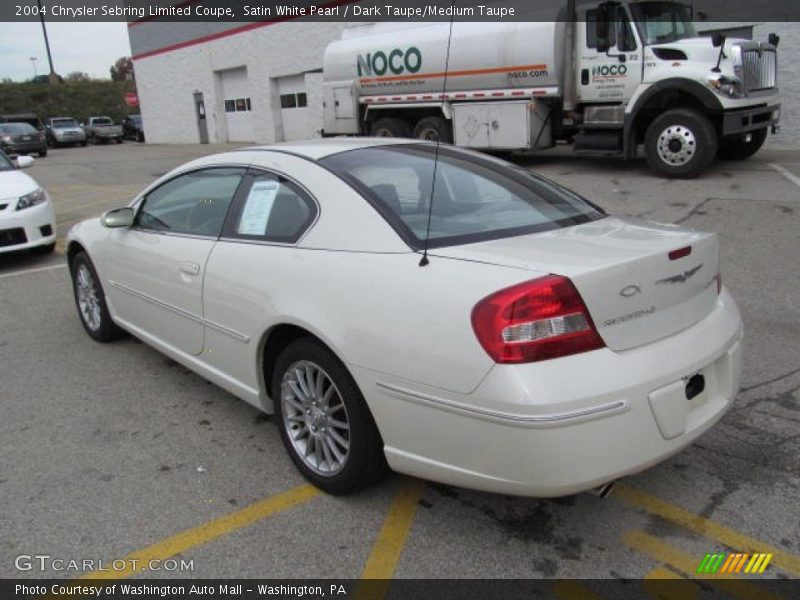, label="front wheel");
[70,252,126,342]
[644,109,717,178]
[272,338,388,495]
[717,128,768,161]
